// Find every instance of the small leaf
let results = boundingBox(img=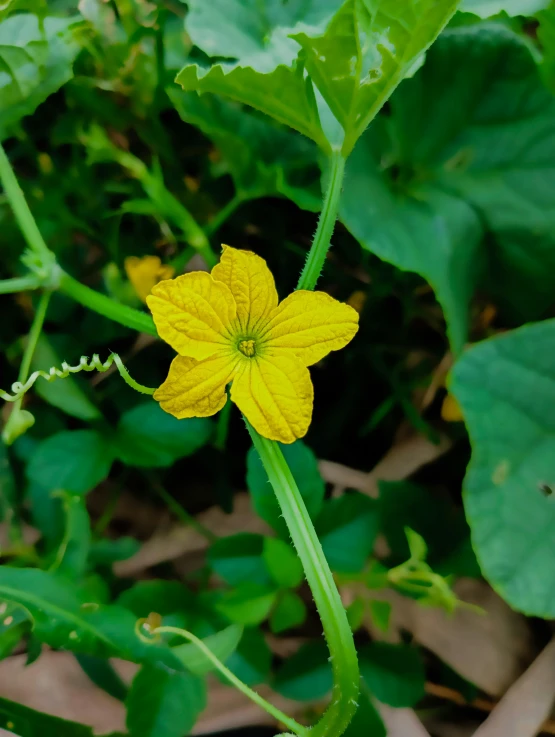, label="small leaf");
[263,538,304,589]
[223,626,272,686]
[405,527,428,562]
[216,583,277,626]
[173,624,244,675]
[114,402,212,468]
[209,534,271,586]
[316,492,379,573]
[126,665,206,737]
[274,641,332,701]
[26,430,113,495]
[52,492,91,578]
[247,440,325,538]
[360,642,425,707]
[270,591,307,634]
